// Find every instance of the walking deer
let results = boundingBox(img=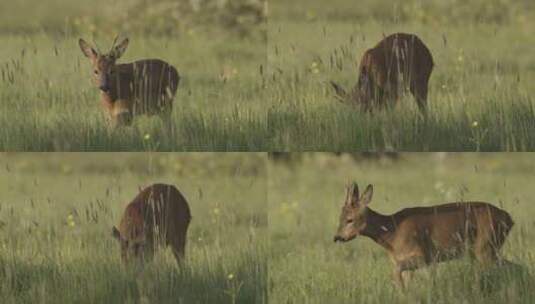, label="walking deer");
[330,33,434,113]
[333,183,514,289]
[79,37,180,127]
[112,183,191,266]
